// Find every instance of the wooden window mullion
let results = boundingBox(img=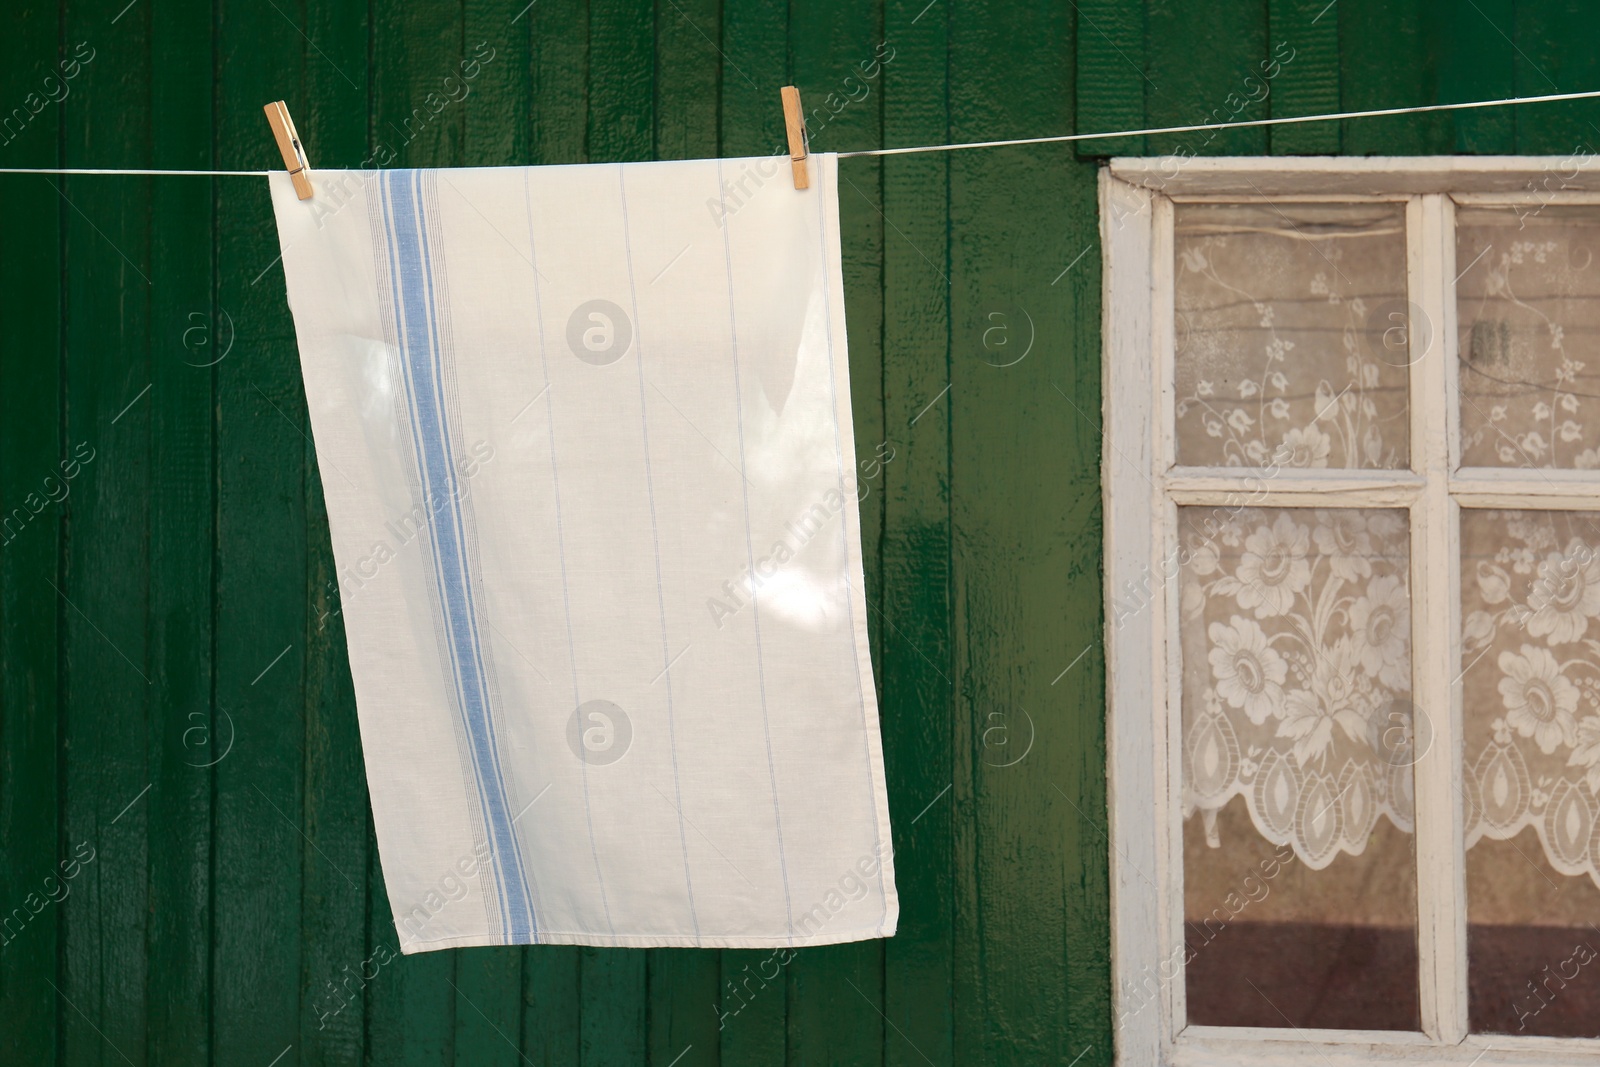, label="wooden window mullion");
[1409,191,1470,1043]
